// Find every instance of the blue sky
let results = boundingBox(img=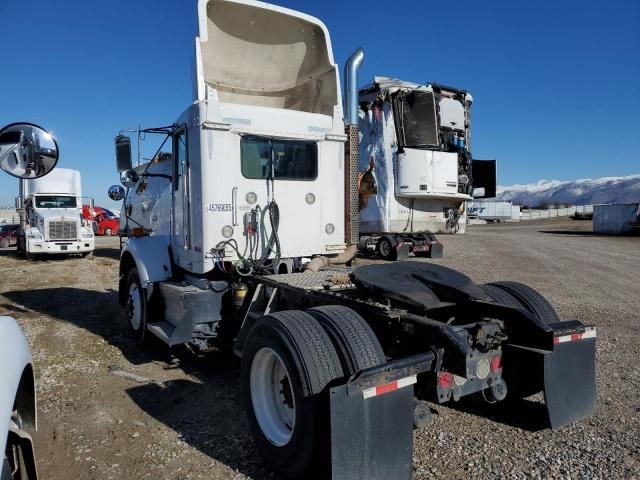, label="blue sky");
[1,0,638,209]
